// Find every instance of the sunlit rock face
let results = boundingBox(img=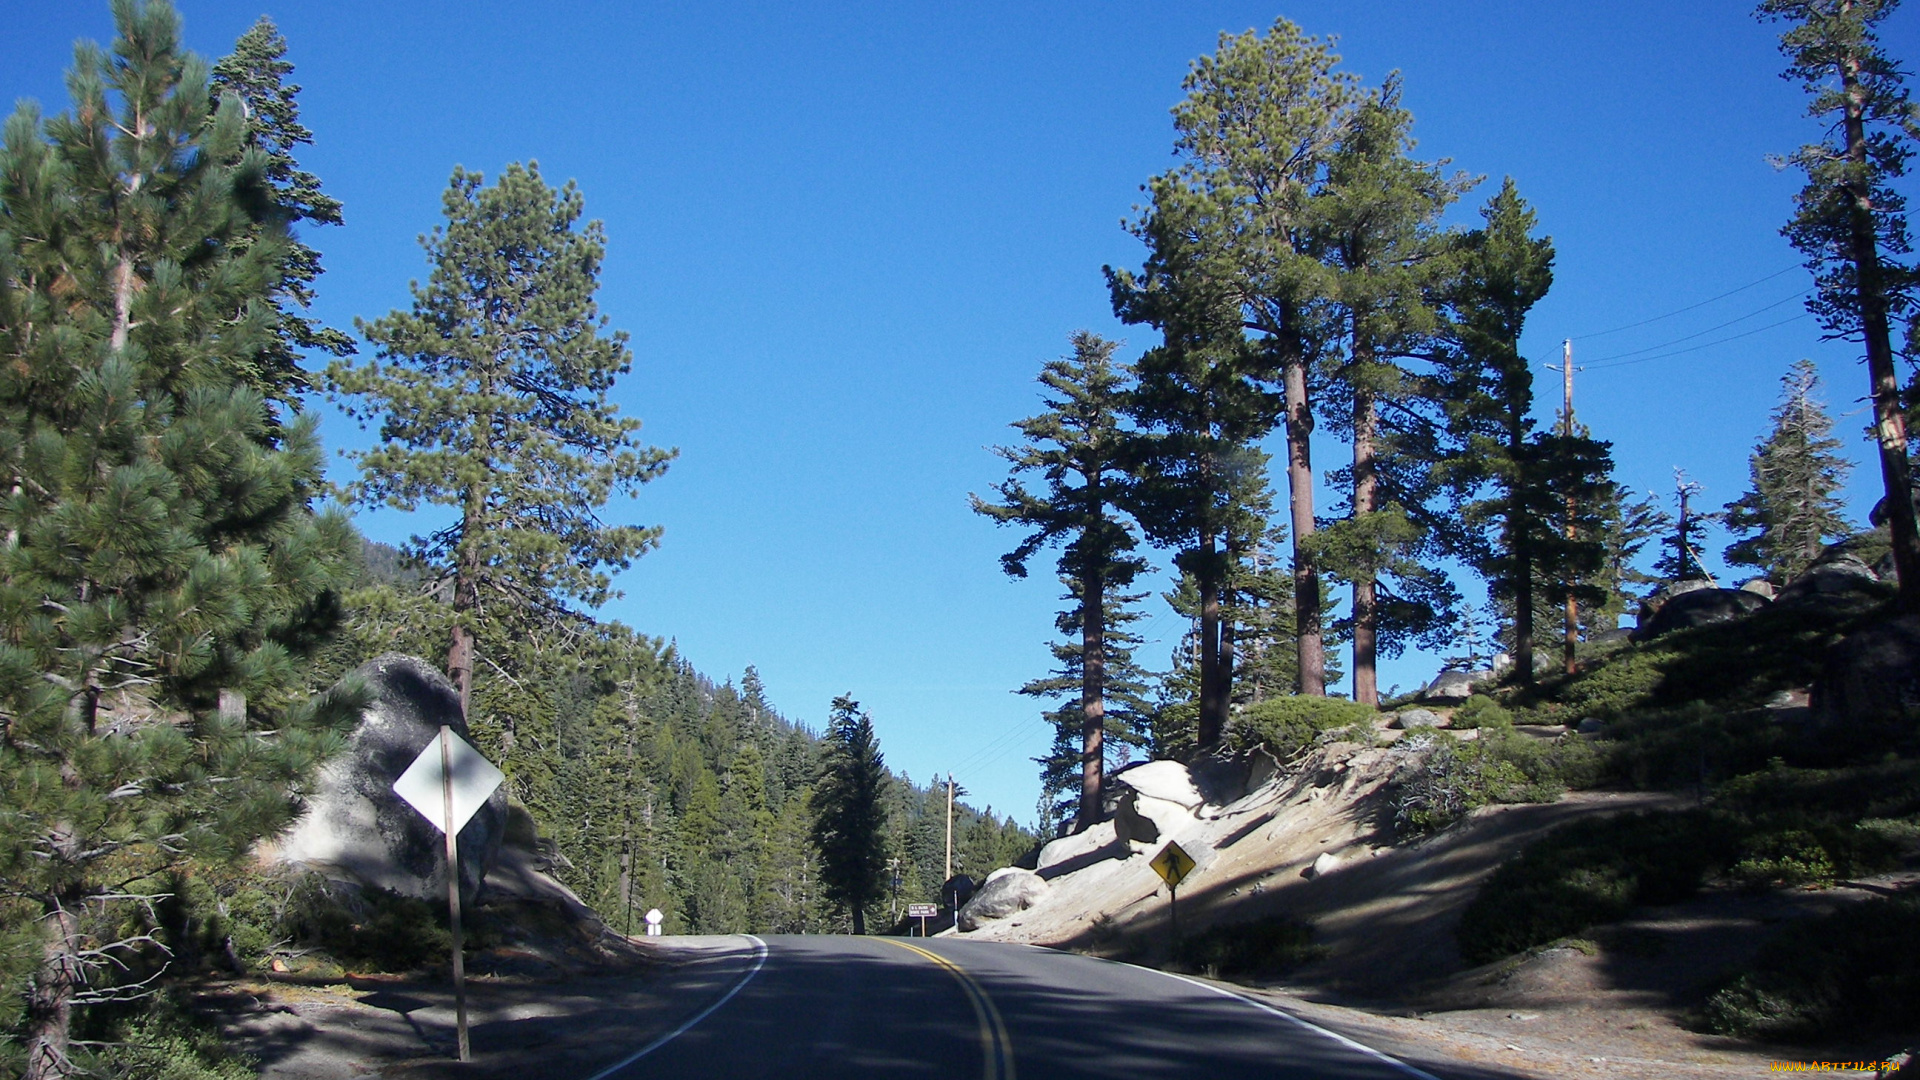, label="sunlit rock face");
[957,867,1049,931]
[264,654,509,905]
